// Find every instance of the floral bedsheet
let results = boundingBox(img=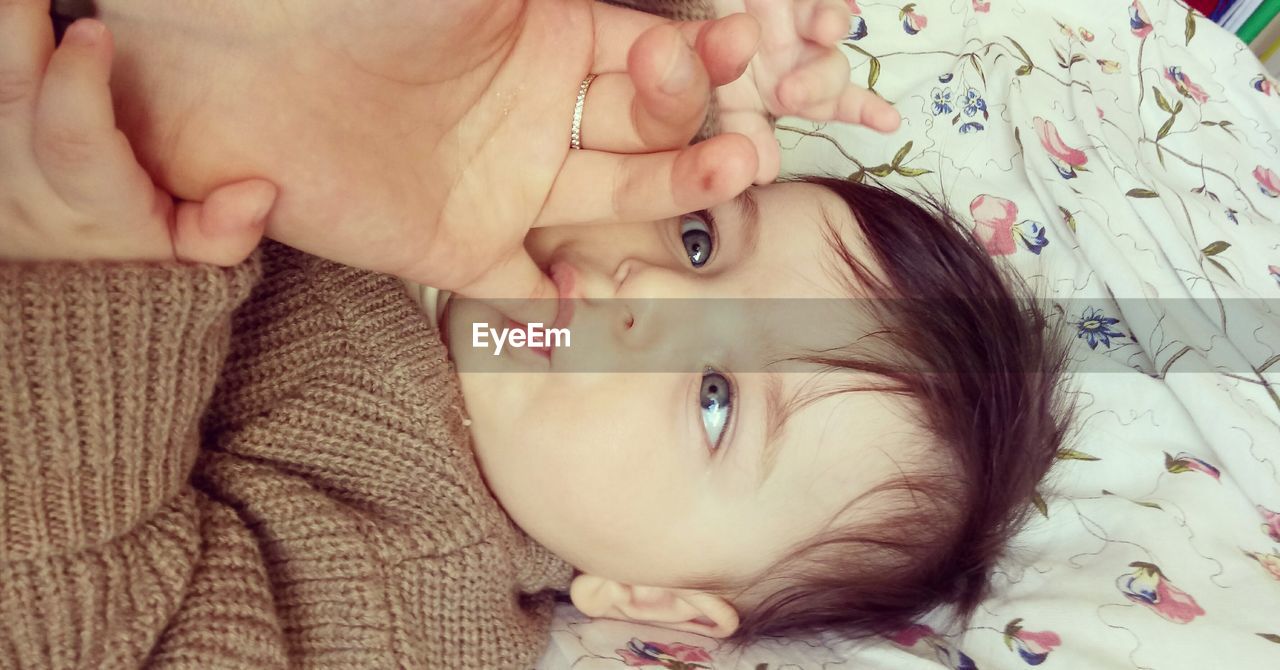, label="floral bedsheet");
[540,1,1280,668]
